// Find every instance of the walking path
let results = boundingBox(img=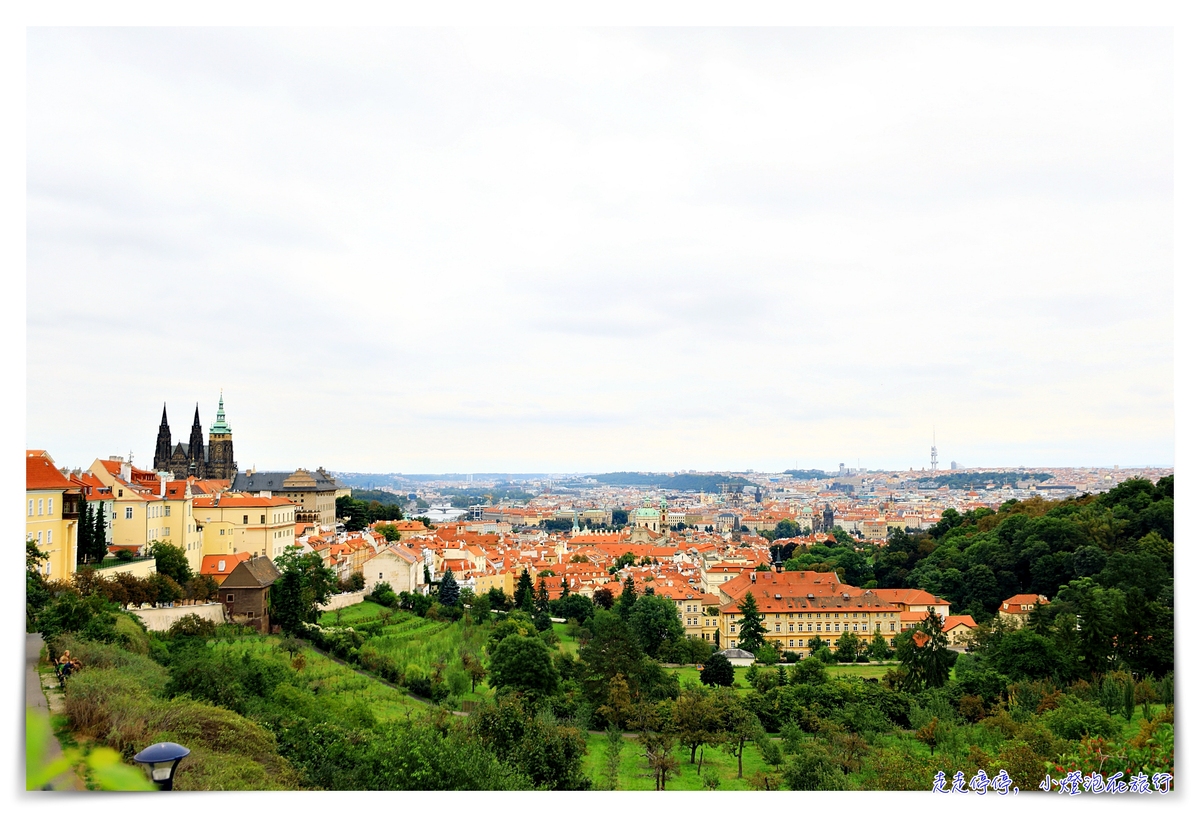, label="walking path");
[25,633,84,791]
